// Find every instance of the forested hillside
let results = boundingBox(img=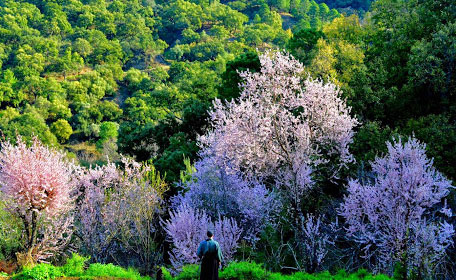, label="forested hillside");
[0,0,456,279]
[0,0,342,182]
